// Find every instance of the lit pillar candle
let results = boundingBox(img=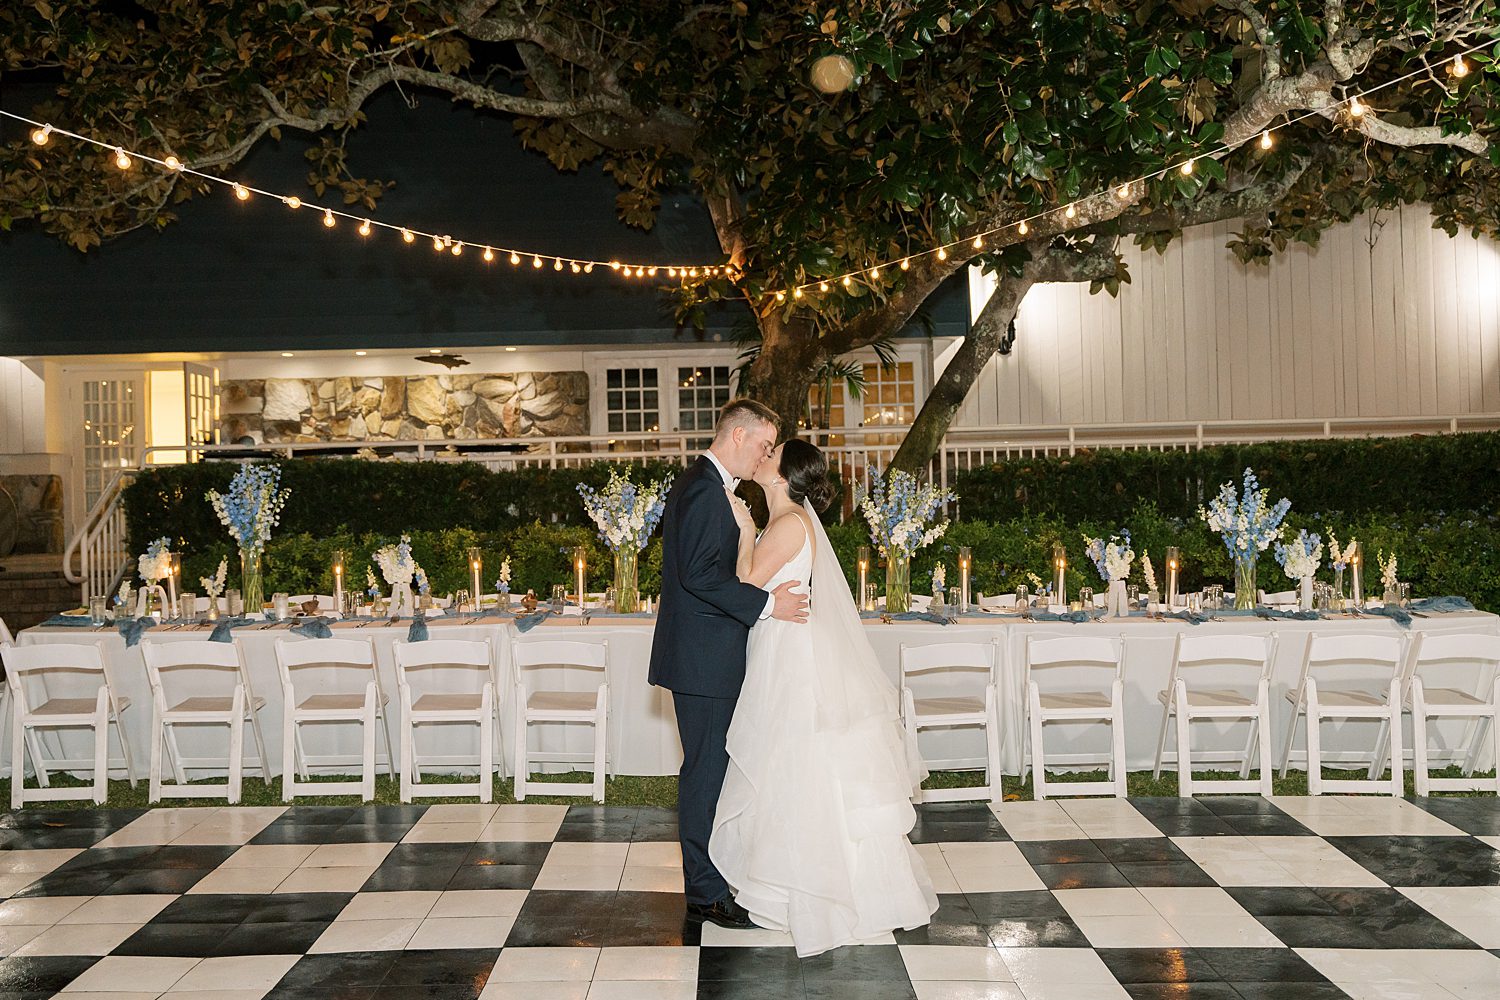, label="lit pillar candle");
[1165,546,1181,607]
[332,549,345,614]
[1052,542,1067,608]
[958,546,972,612]
[1350,541,1364,609]
[857,546,871,611]
[468,547,483,612]
[166,553,181,618]
[573,546,588,611]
